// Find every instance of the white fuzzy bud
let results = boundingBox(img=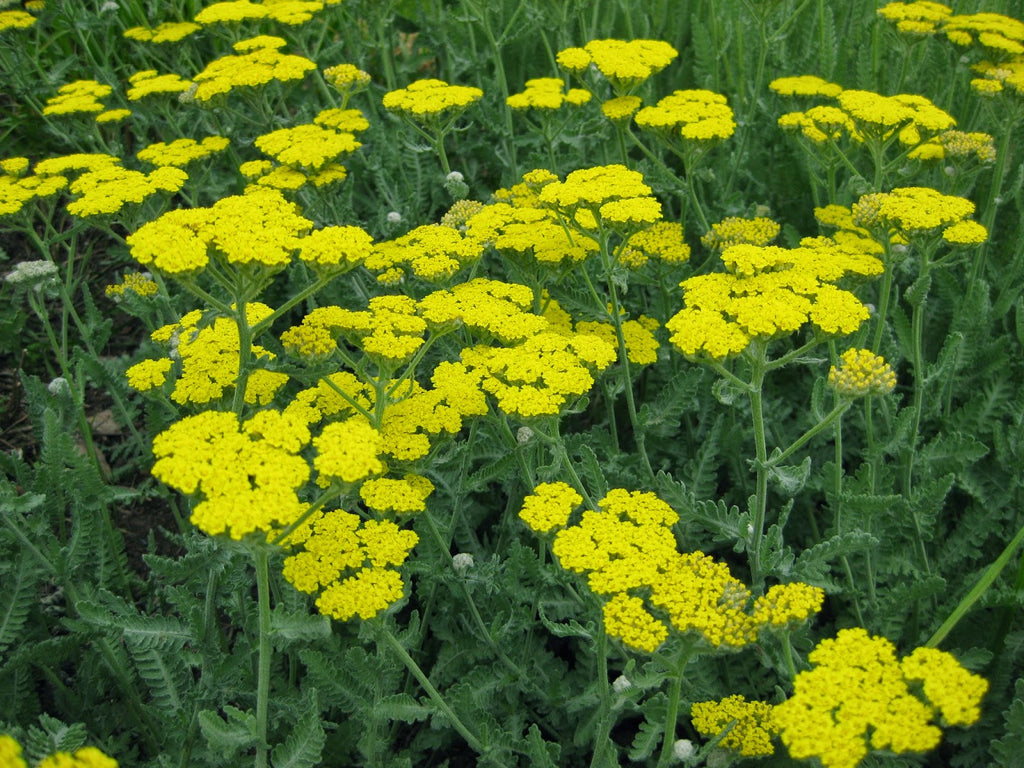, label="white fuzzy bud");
[386,211,403,224]
[445,171,464,183]
[672,739,695,761]
[47,377,71,397]
[5,259,58,288]
[452,553,474,573]
[516,427,534,444]
[612,675,632,693]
